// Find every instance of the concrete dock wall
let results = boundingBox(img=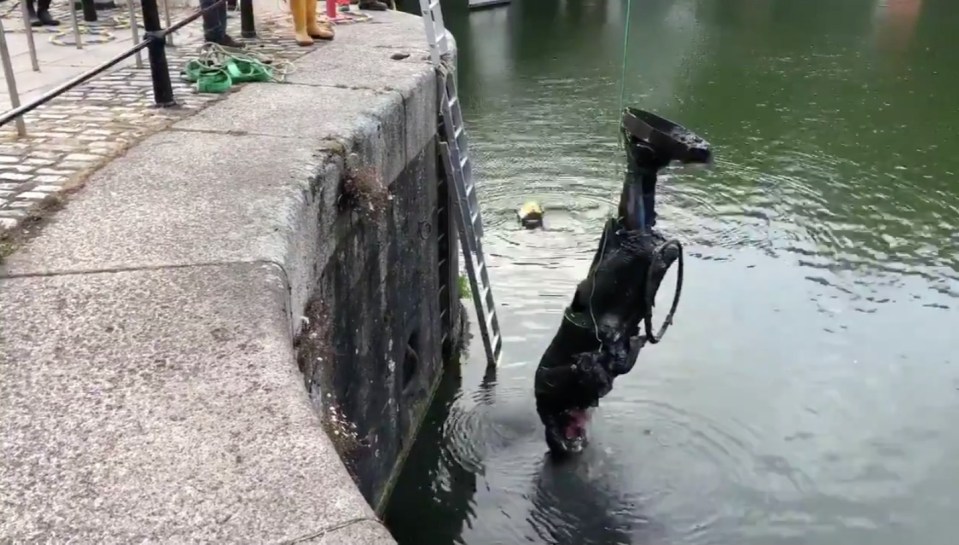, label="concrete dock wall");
[0,12,457,543]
